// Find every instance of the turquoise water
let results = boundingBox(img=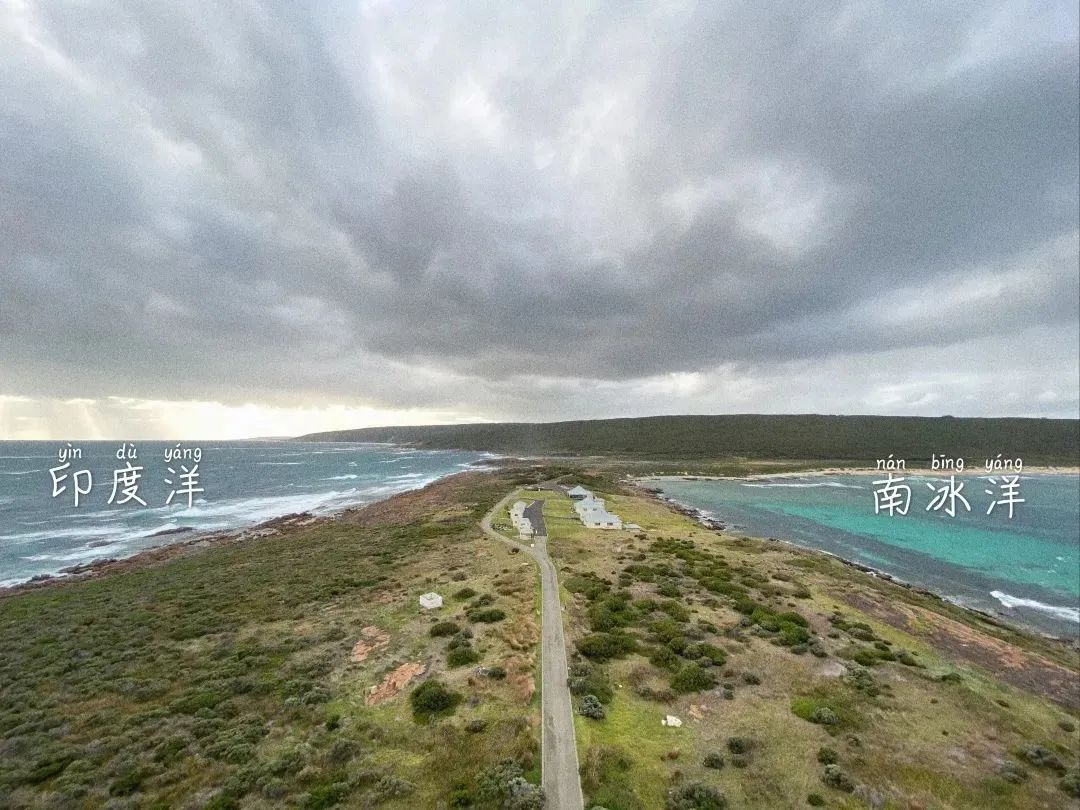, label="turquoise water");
[0,441,488,588]
[650,474,1080,638]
